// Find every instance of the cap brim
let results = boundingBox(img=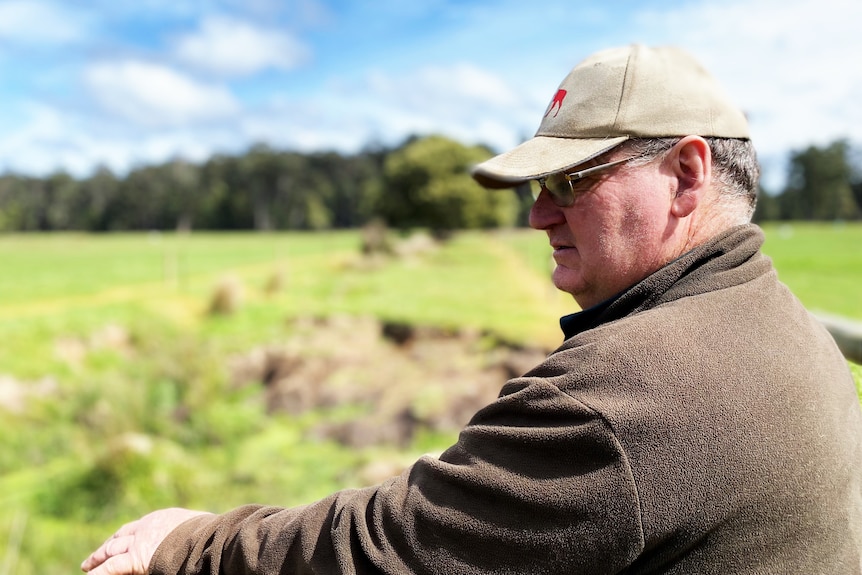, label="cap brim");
[471,135,629,189]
